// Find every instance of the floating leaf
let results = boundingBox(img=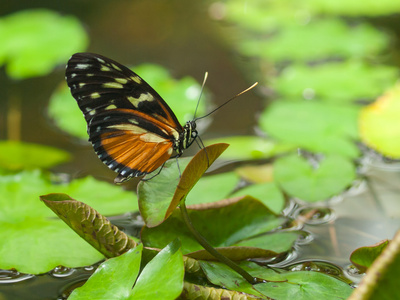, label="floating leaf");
[201,260,353,299]
[138,144,229,228]
[272,61,398,102]
[186,172,239,205]
[205,136,294,160]
[0,170,137,274]
[360,83,400,158]
[306,0,400,16]
[239,19,388,62]
[259,101,360,158]
[231,182,285,214]
[274,154,356,202]
[0,9,88,79]
[350,240,390,273]
[141,196,293,261]
[0,140,70,170]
